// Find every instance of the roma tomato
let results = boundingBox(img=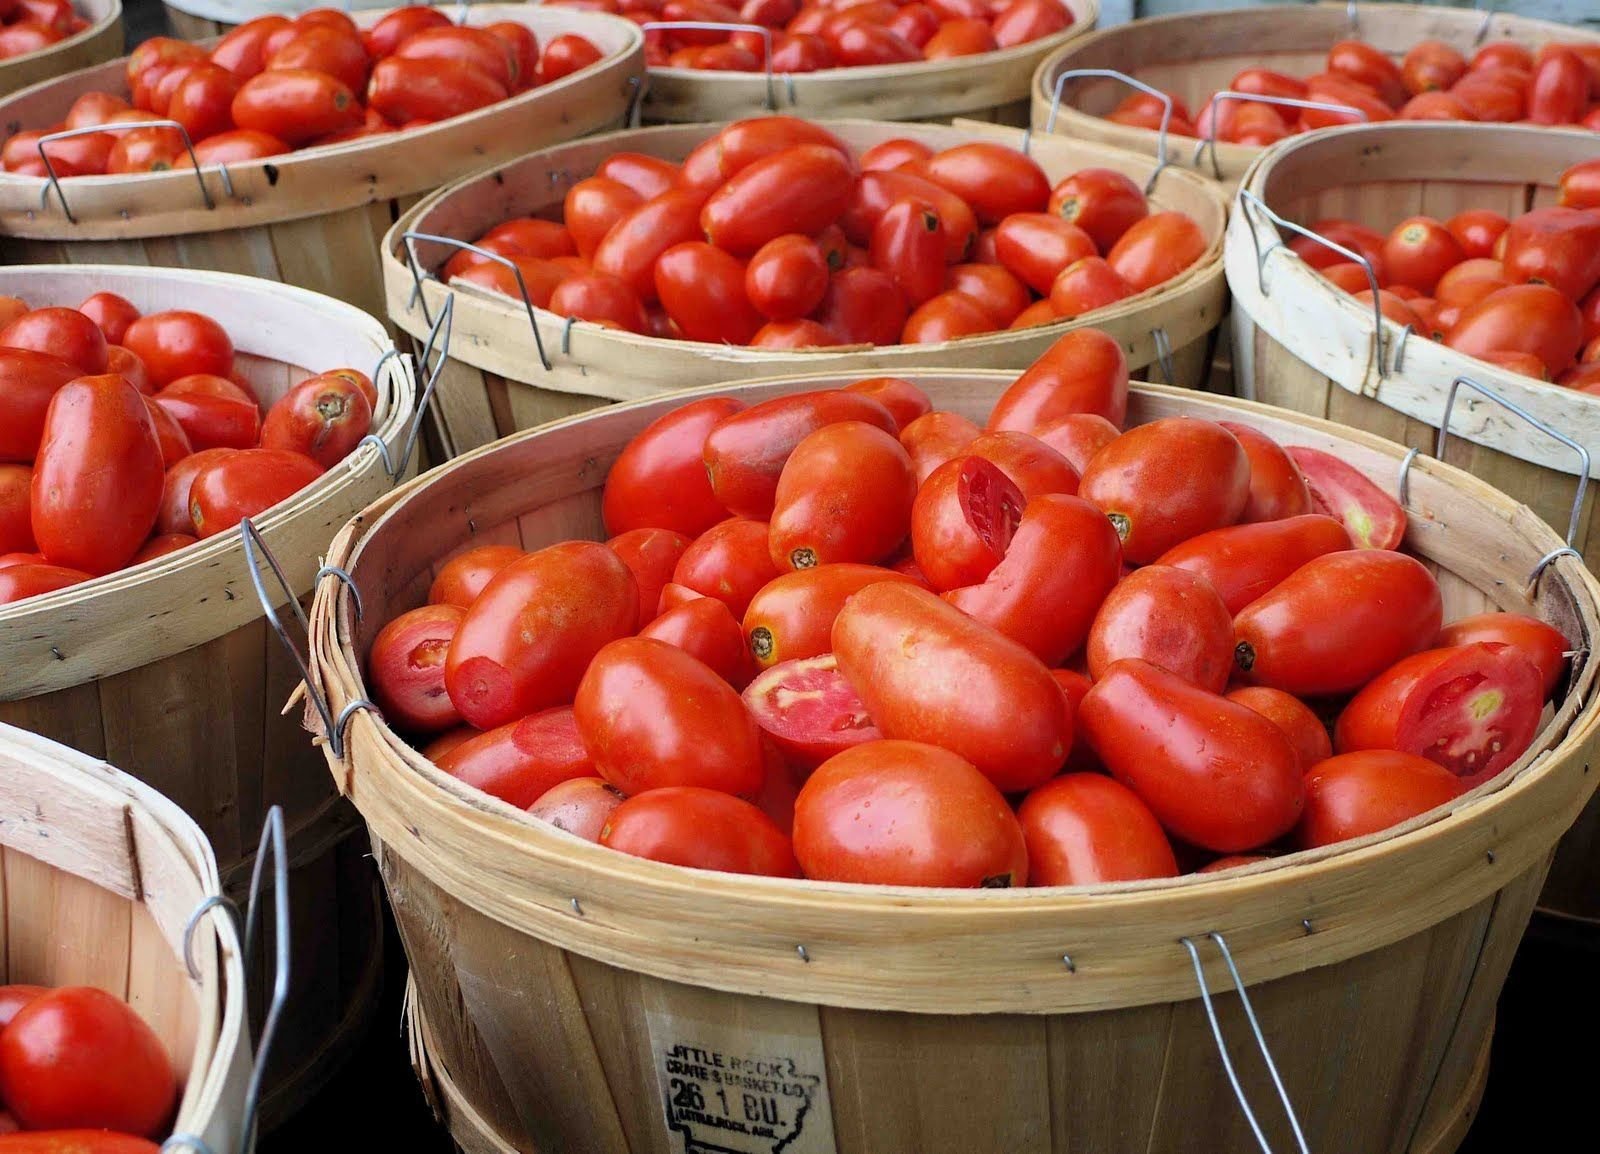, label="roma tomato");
[600,787,799,876]
[1034,412,1119,475]
[1446,284,1583,378]
[672,517,780,616]
[486,21,541,87]
[1047,167,1147,252]
[1560,157,1600,211]
[654,242,764,345]
[1080,659,1304,853]
[986,327,1129,430]
[639,592,755,690]
[994,214,1096,296]
[1402,39,1467,95]
[743,653,882,767]
[0,987,175,1137]
[367,604,465,733]
[528,777,625,842]
[679,117,848,190]
[960,430,1077,499]
[843,170,978,261]
[154,447,233,535]
[901,290,996,344]
[1086,564,1233,691]
[899,410,980,482]
[1049,257,1135,319]
[944,263,1031,326]
[1079,418,1249,564]
[923,18,997,59]
[602,396,741,535]
[1499,207,1600,304]
[446,542,637,729]
[564,177,642,260]
[539,33,606,84]
[793,740,1027,887]
[1227,686,1332,771]
[1105,211,1207,292]
[606,527,690,622]
[844,376,931,432]
[924,142,1050,224]
[77,293,139,346]
[769,421,915,570]
[1327,38,1406,106]
[0,563,92,604]
[121,310,231,387]
[435,707,594,807]
[1529,47,1588,124]
[742,563,917,668]
[1297,750,1462,848]
[829,22,920,67]
[31,375,163,574]
[859,137,933,173]
[150,388,257,453]
[1286,445,1407,551]
[992,0,1071,47]
[1447,209,1511,260]
[750,319,841,348]
[428,543,524,609]
[701,145,856,257]
[141,396,192,469]
[946,493,1122,666]
[1334,641,1544,789]
[393,26,515,89]
[871,197,947,307]
[364,6,451,58]
[1437,611,1567,699]
[1215,421,1312,522]
[1234,549,1443,696]
[1,308,107,375]
[833,581,1071,791]
[1435,258,1513,310]
[595,151,680,200]
[745,234,830,321]
[0,467,32,554]
[1019,774,1177,886]
[1154,514,1352,615]
[0,350,78,462]
[911,454,1023,591]
[0,1134,160,1153]
[547,273,647,332]
[230,68,361,144]
[593,187,708,303]
[365,57,507,124]
[577,636,765,795]
[187,448,321,537]
[259,374,371,468]
[1382,216,1465,294]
